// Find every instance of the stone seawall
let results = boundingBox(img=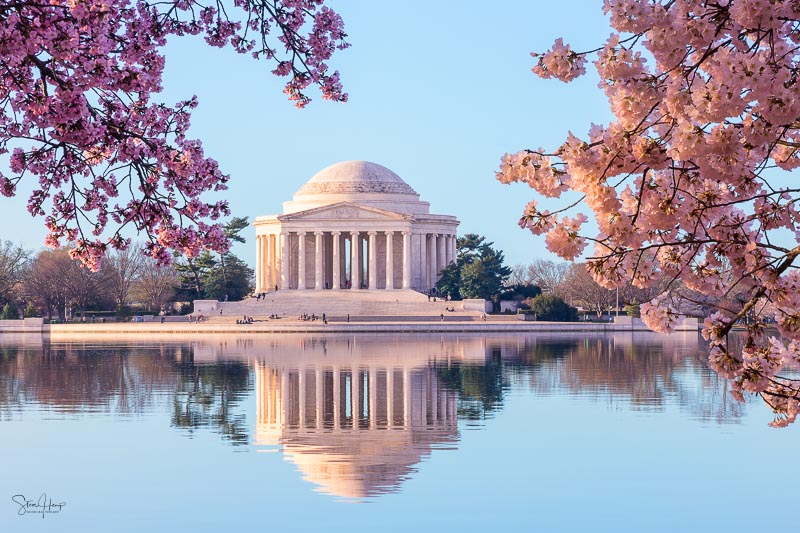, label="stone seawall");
[37,318,699,337]
[0,318,45,333]
[0,317,700,338]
